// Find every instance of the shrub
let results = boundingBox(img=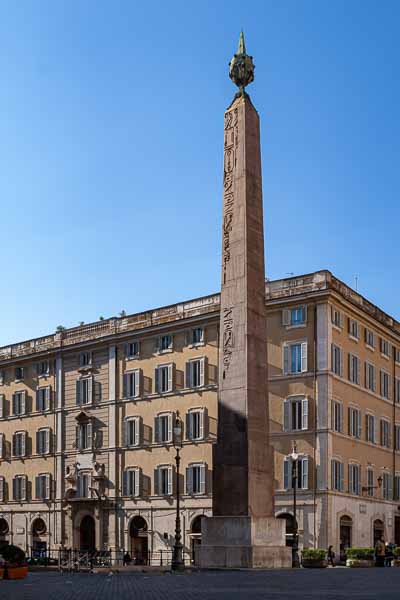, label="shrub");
[346,548,374,560]
[301,548,326,560]
[0,544,26,565]
[393,547,400,558]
